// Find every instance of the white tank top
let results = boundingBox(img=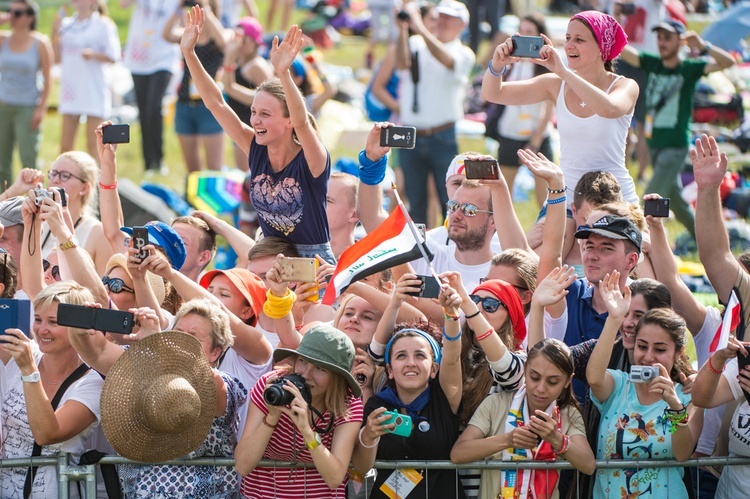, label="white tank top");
[40,214,99,257]
[555,77,638,205]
